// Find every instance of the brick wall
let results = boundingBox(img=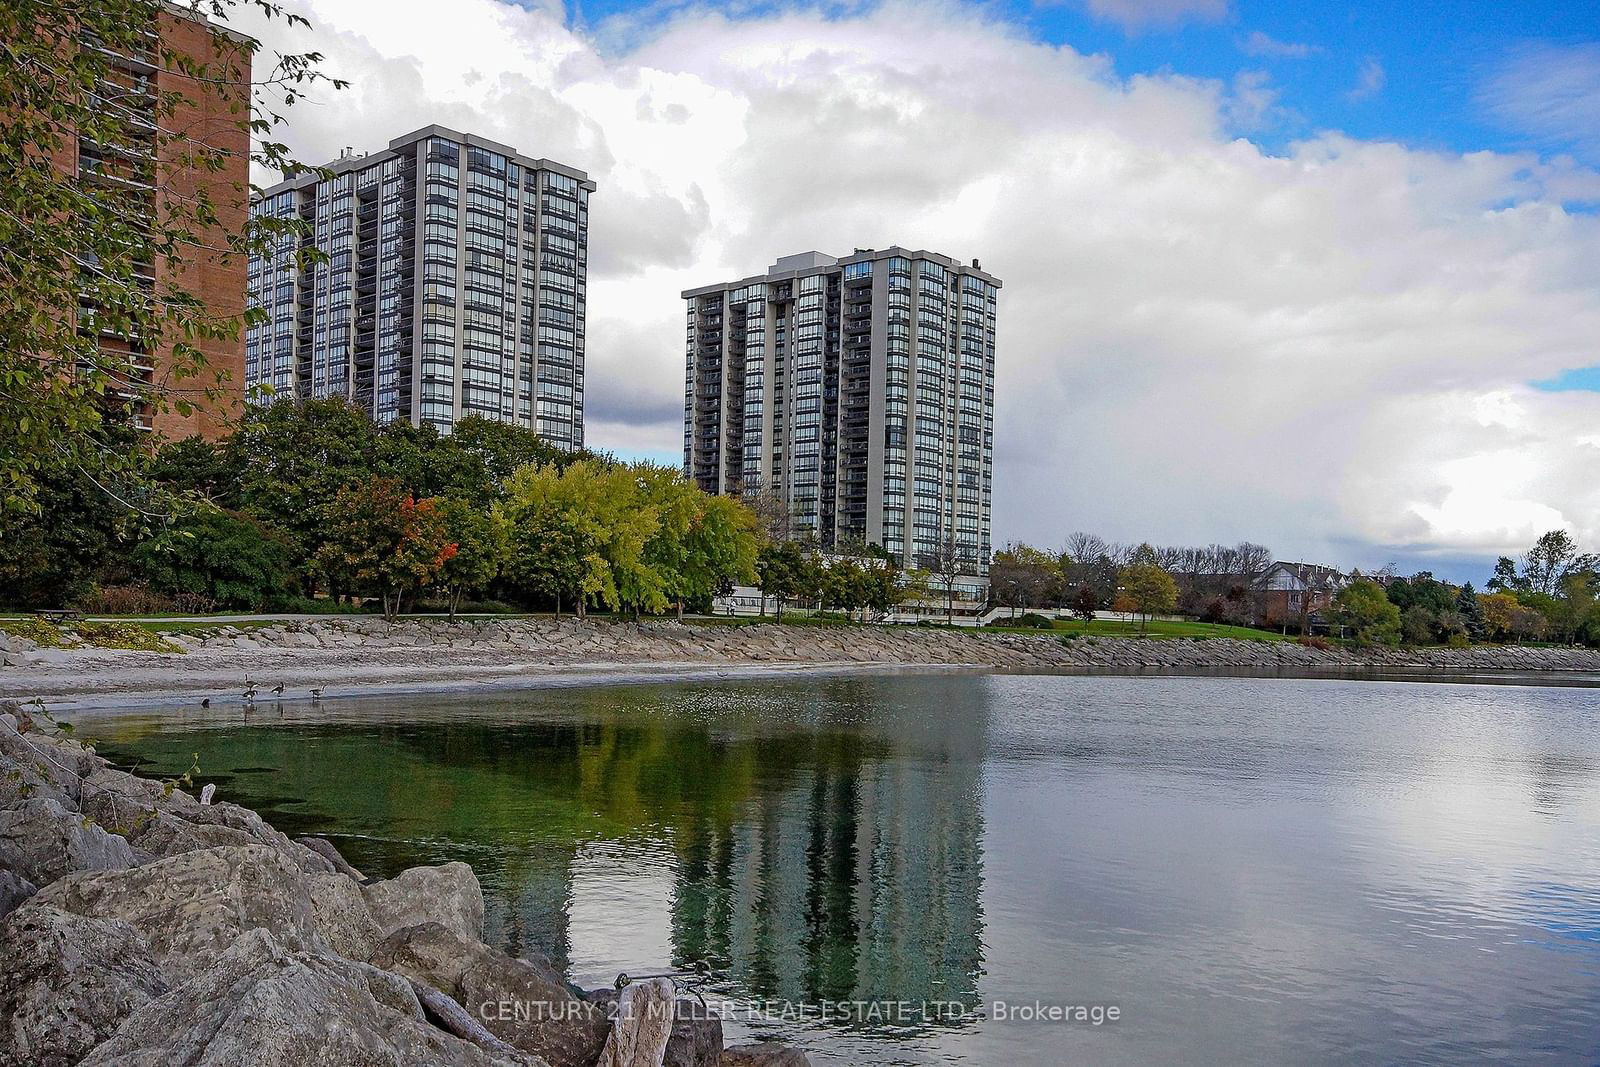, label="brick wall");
[148,9,252,441]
